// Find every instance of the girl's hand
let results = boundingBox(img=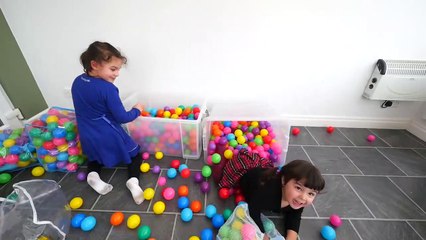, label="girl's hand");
[133,103,144,112]
[263,234,270,240]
